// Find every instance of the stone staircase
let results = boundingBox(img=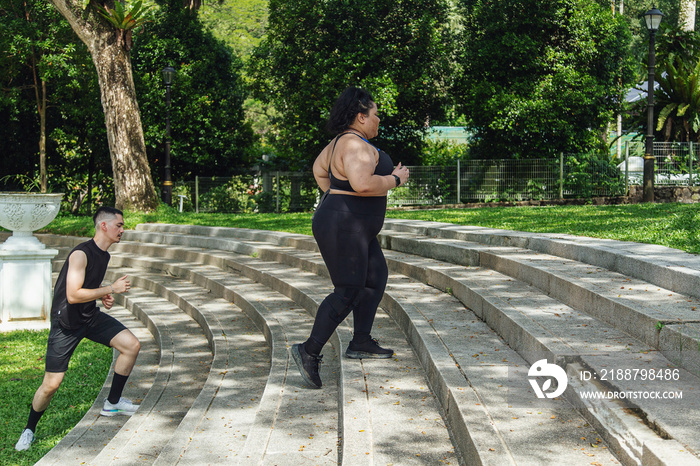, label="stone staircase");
[30,218,700,465]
